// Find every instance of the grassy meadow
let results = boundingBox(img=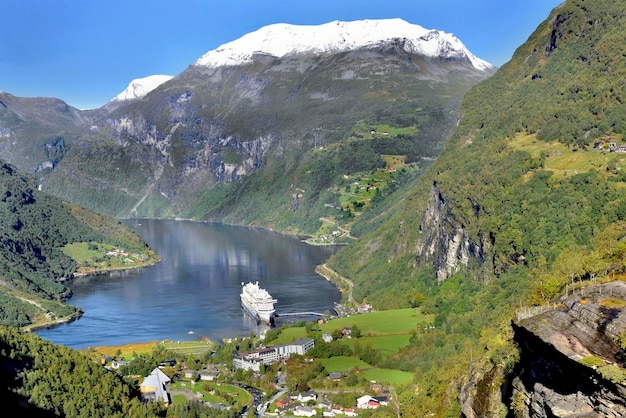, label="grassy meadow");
[61,241,158,274]
[170,381,251,406]
[87,339,216,360]
[273,308,430,385]
[510,132,626,181]
[274,308,431,345]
